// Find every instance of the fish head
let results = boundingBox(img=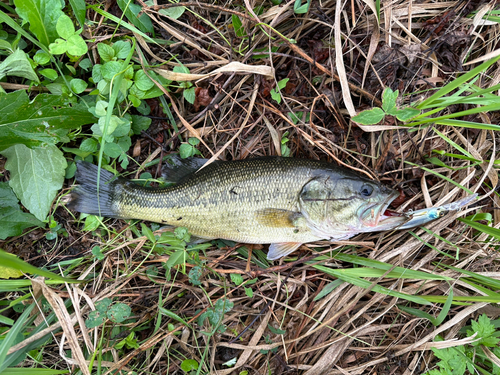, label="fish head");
[298,174,408,239]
